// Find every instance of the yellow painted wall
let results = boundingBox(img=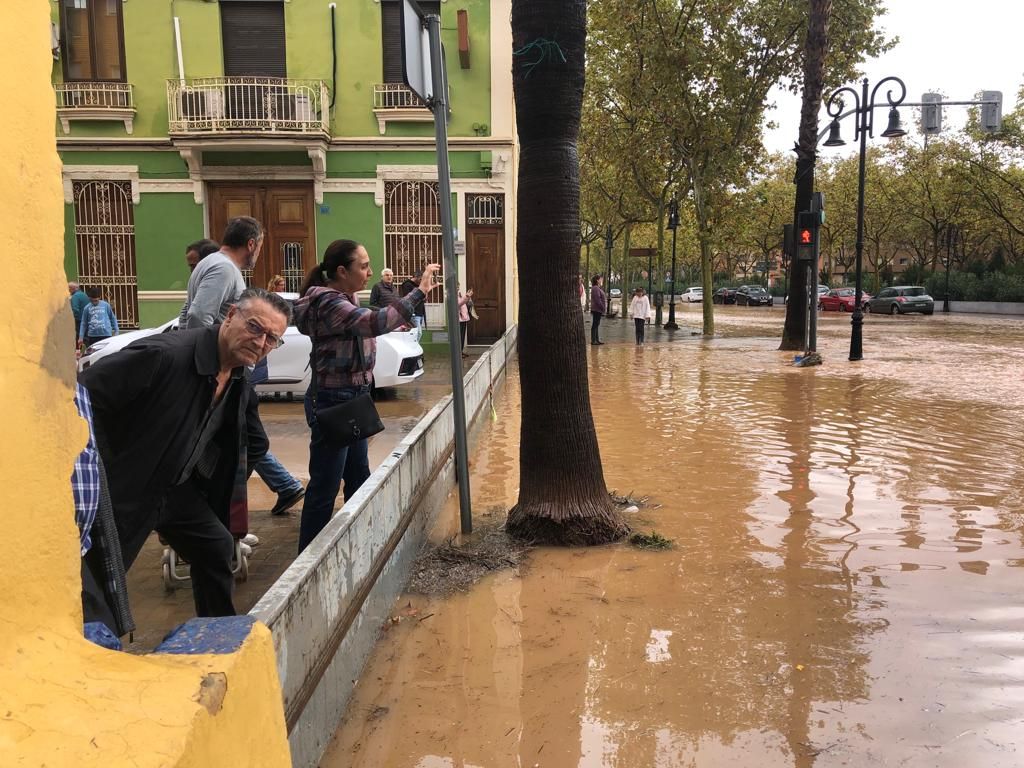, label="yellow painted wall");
[0,3,291,765]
